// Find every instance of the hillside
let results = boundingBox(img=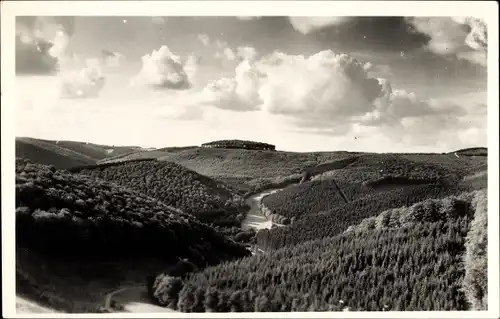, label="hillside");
[15,158,250,312]
[72,160,248,227]
[42,139,144,161]
[452,147,488,157]
[259,182,470,250]
[15,137,150,170]
[149,191,484,312]
[16,138,96,169]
